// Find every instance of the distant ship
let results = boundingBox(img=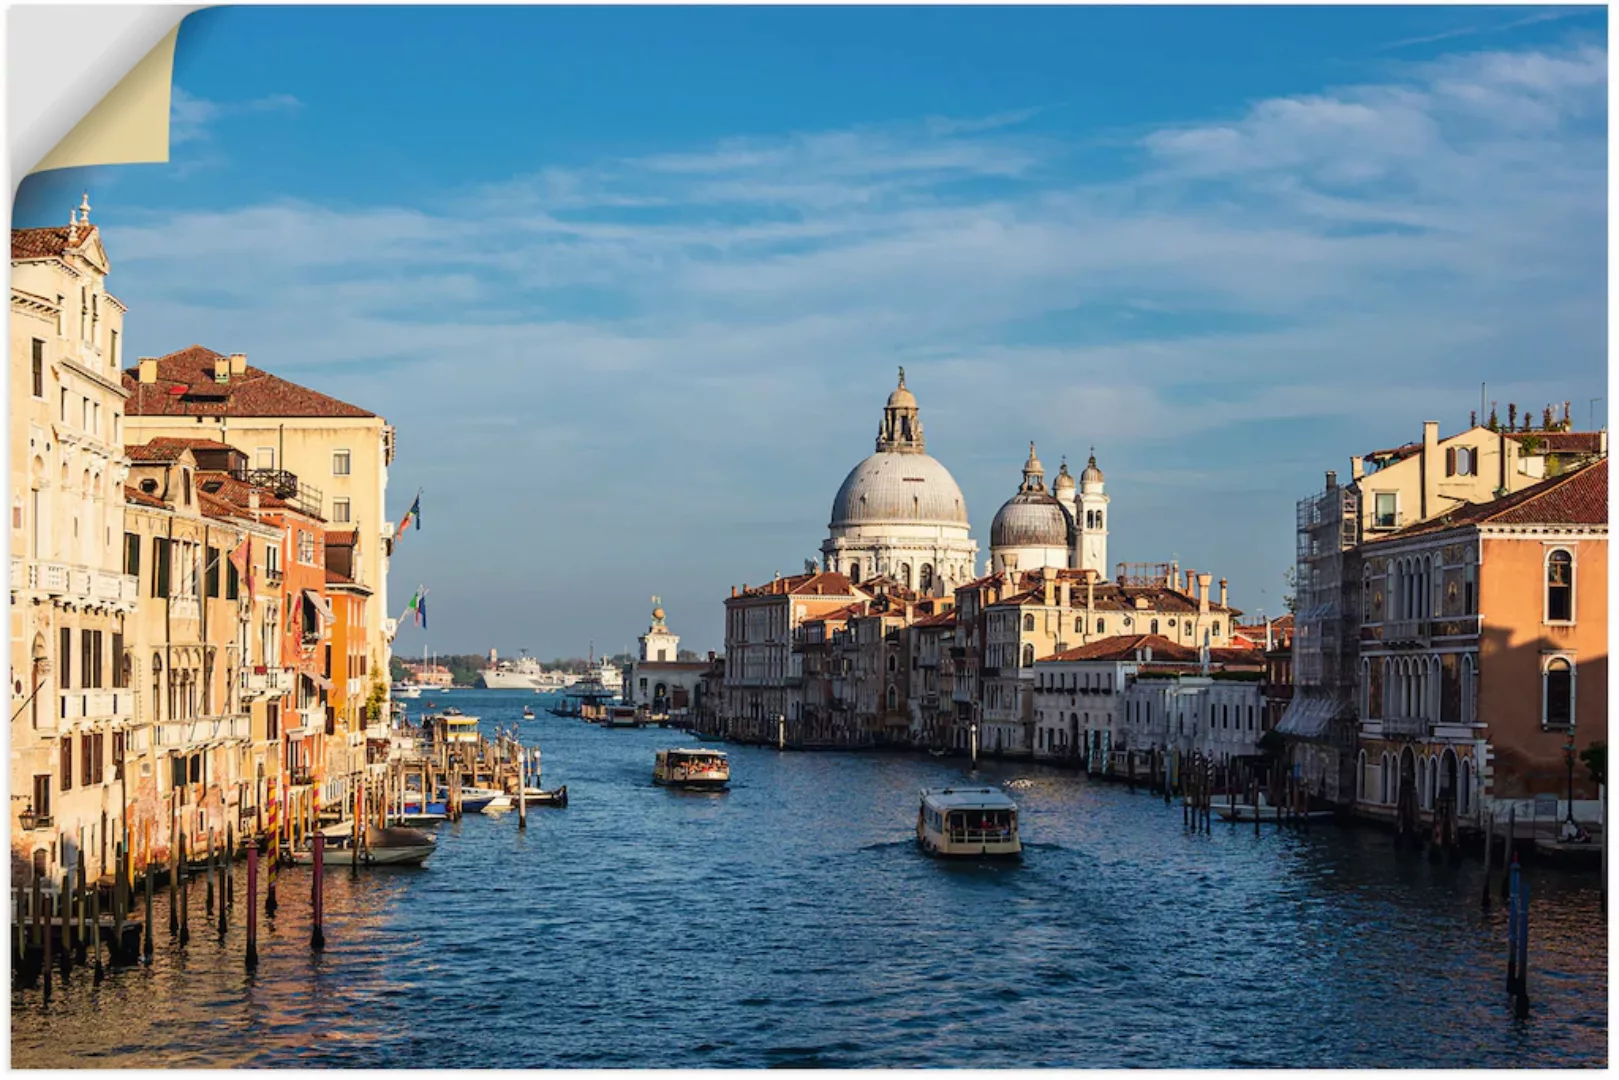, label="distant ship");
[478,649,586,691]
